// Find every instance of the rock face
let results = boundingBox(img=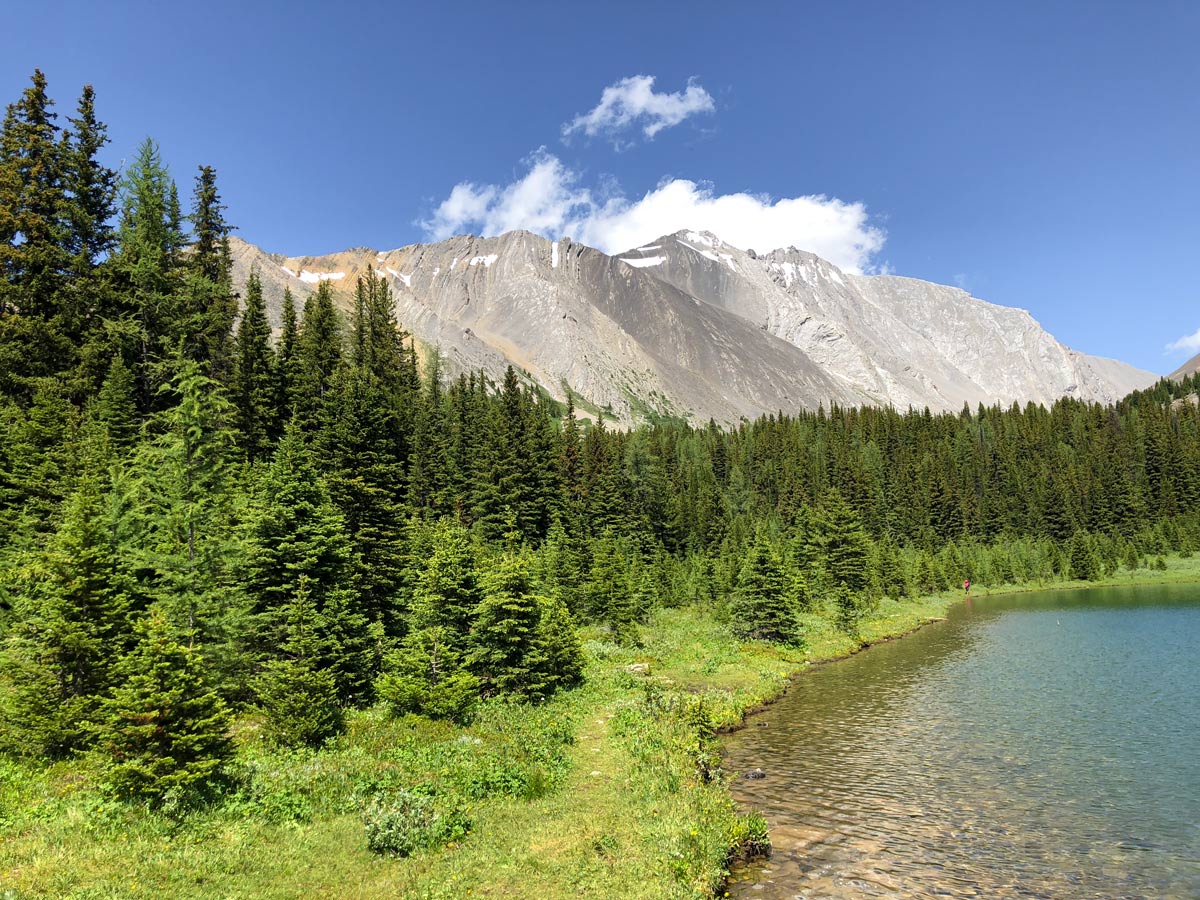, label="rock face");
[1170,352,1200,381]
[620,230,1155,412]
[228,229,1157,424]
